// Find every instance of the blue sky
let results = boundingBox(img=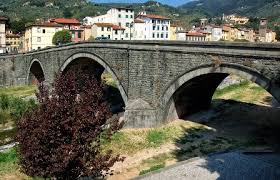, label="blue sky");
[92,0,193,7]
